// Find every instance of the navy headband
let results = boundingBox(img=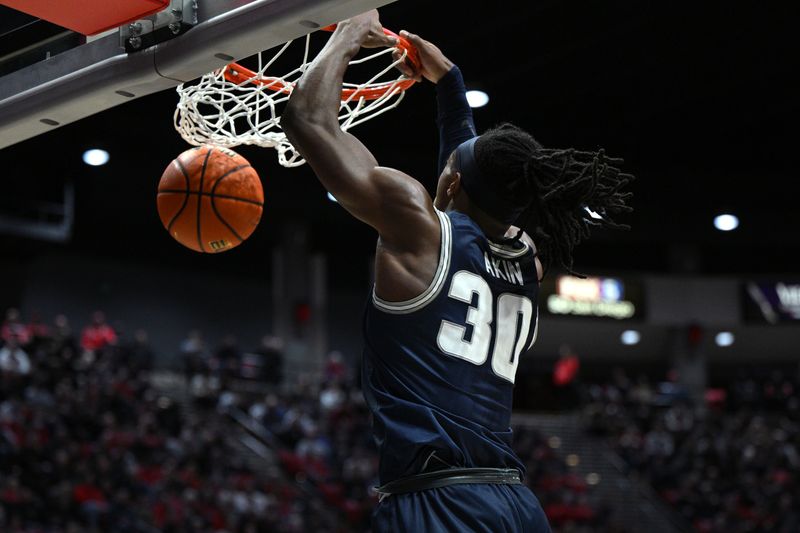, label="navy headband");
[454,137,529,225]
